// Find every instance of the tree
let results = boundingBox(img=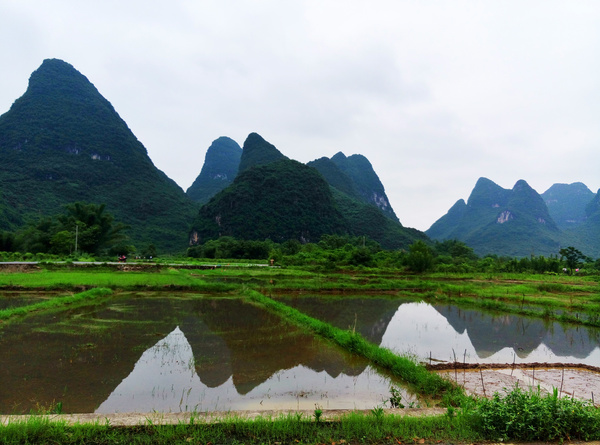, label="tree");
[406,240,434,273]
[17,202,129,256]
[559,246,585,274]
[57,202,129,255]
